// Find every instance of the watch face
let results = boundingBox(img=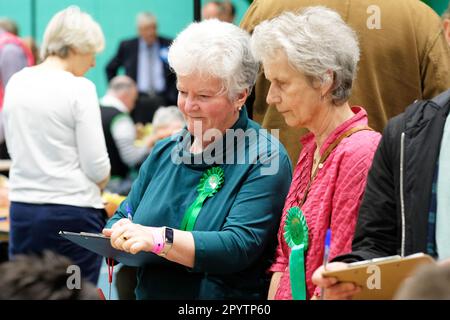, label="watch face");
[165,227,174,243]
